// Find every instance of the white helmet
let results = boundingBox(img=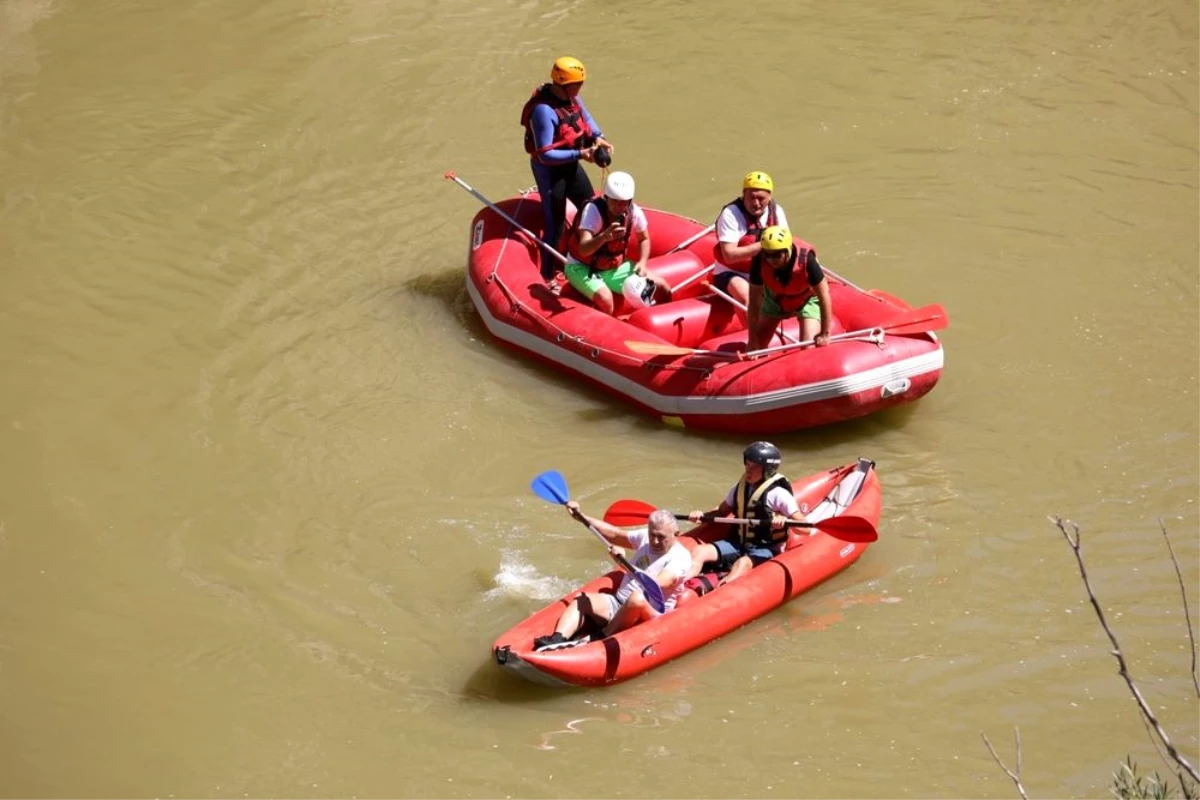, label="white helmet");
[622,274,656,309]
[603,171,636,201]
